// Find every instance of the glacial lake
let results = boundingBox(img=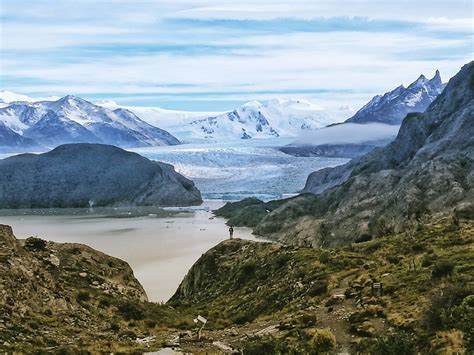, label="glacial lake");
[0,140,349,302]
[0,201,260,302]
